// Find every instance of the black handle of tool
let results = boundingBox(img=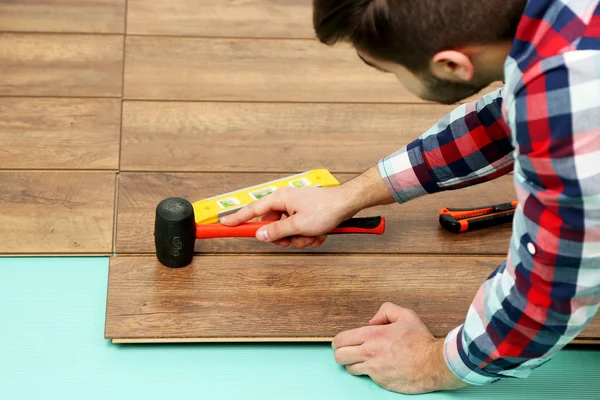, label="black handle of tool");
[445,202,516,212]
[439,211,515,233]
[328,216,386,235]
[439,214,462,233]
[466,212,515,231]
